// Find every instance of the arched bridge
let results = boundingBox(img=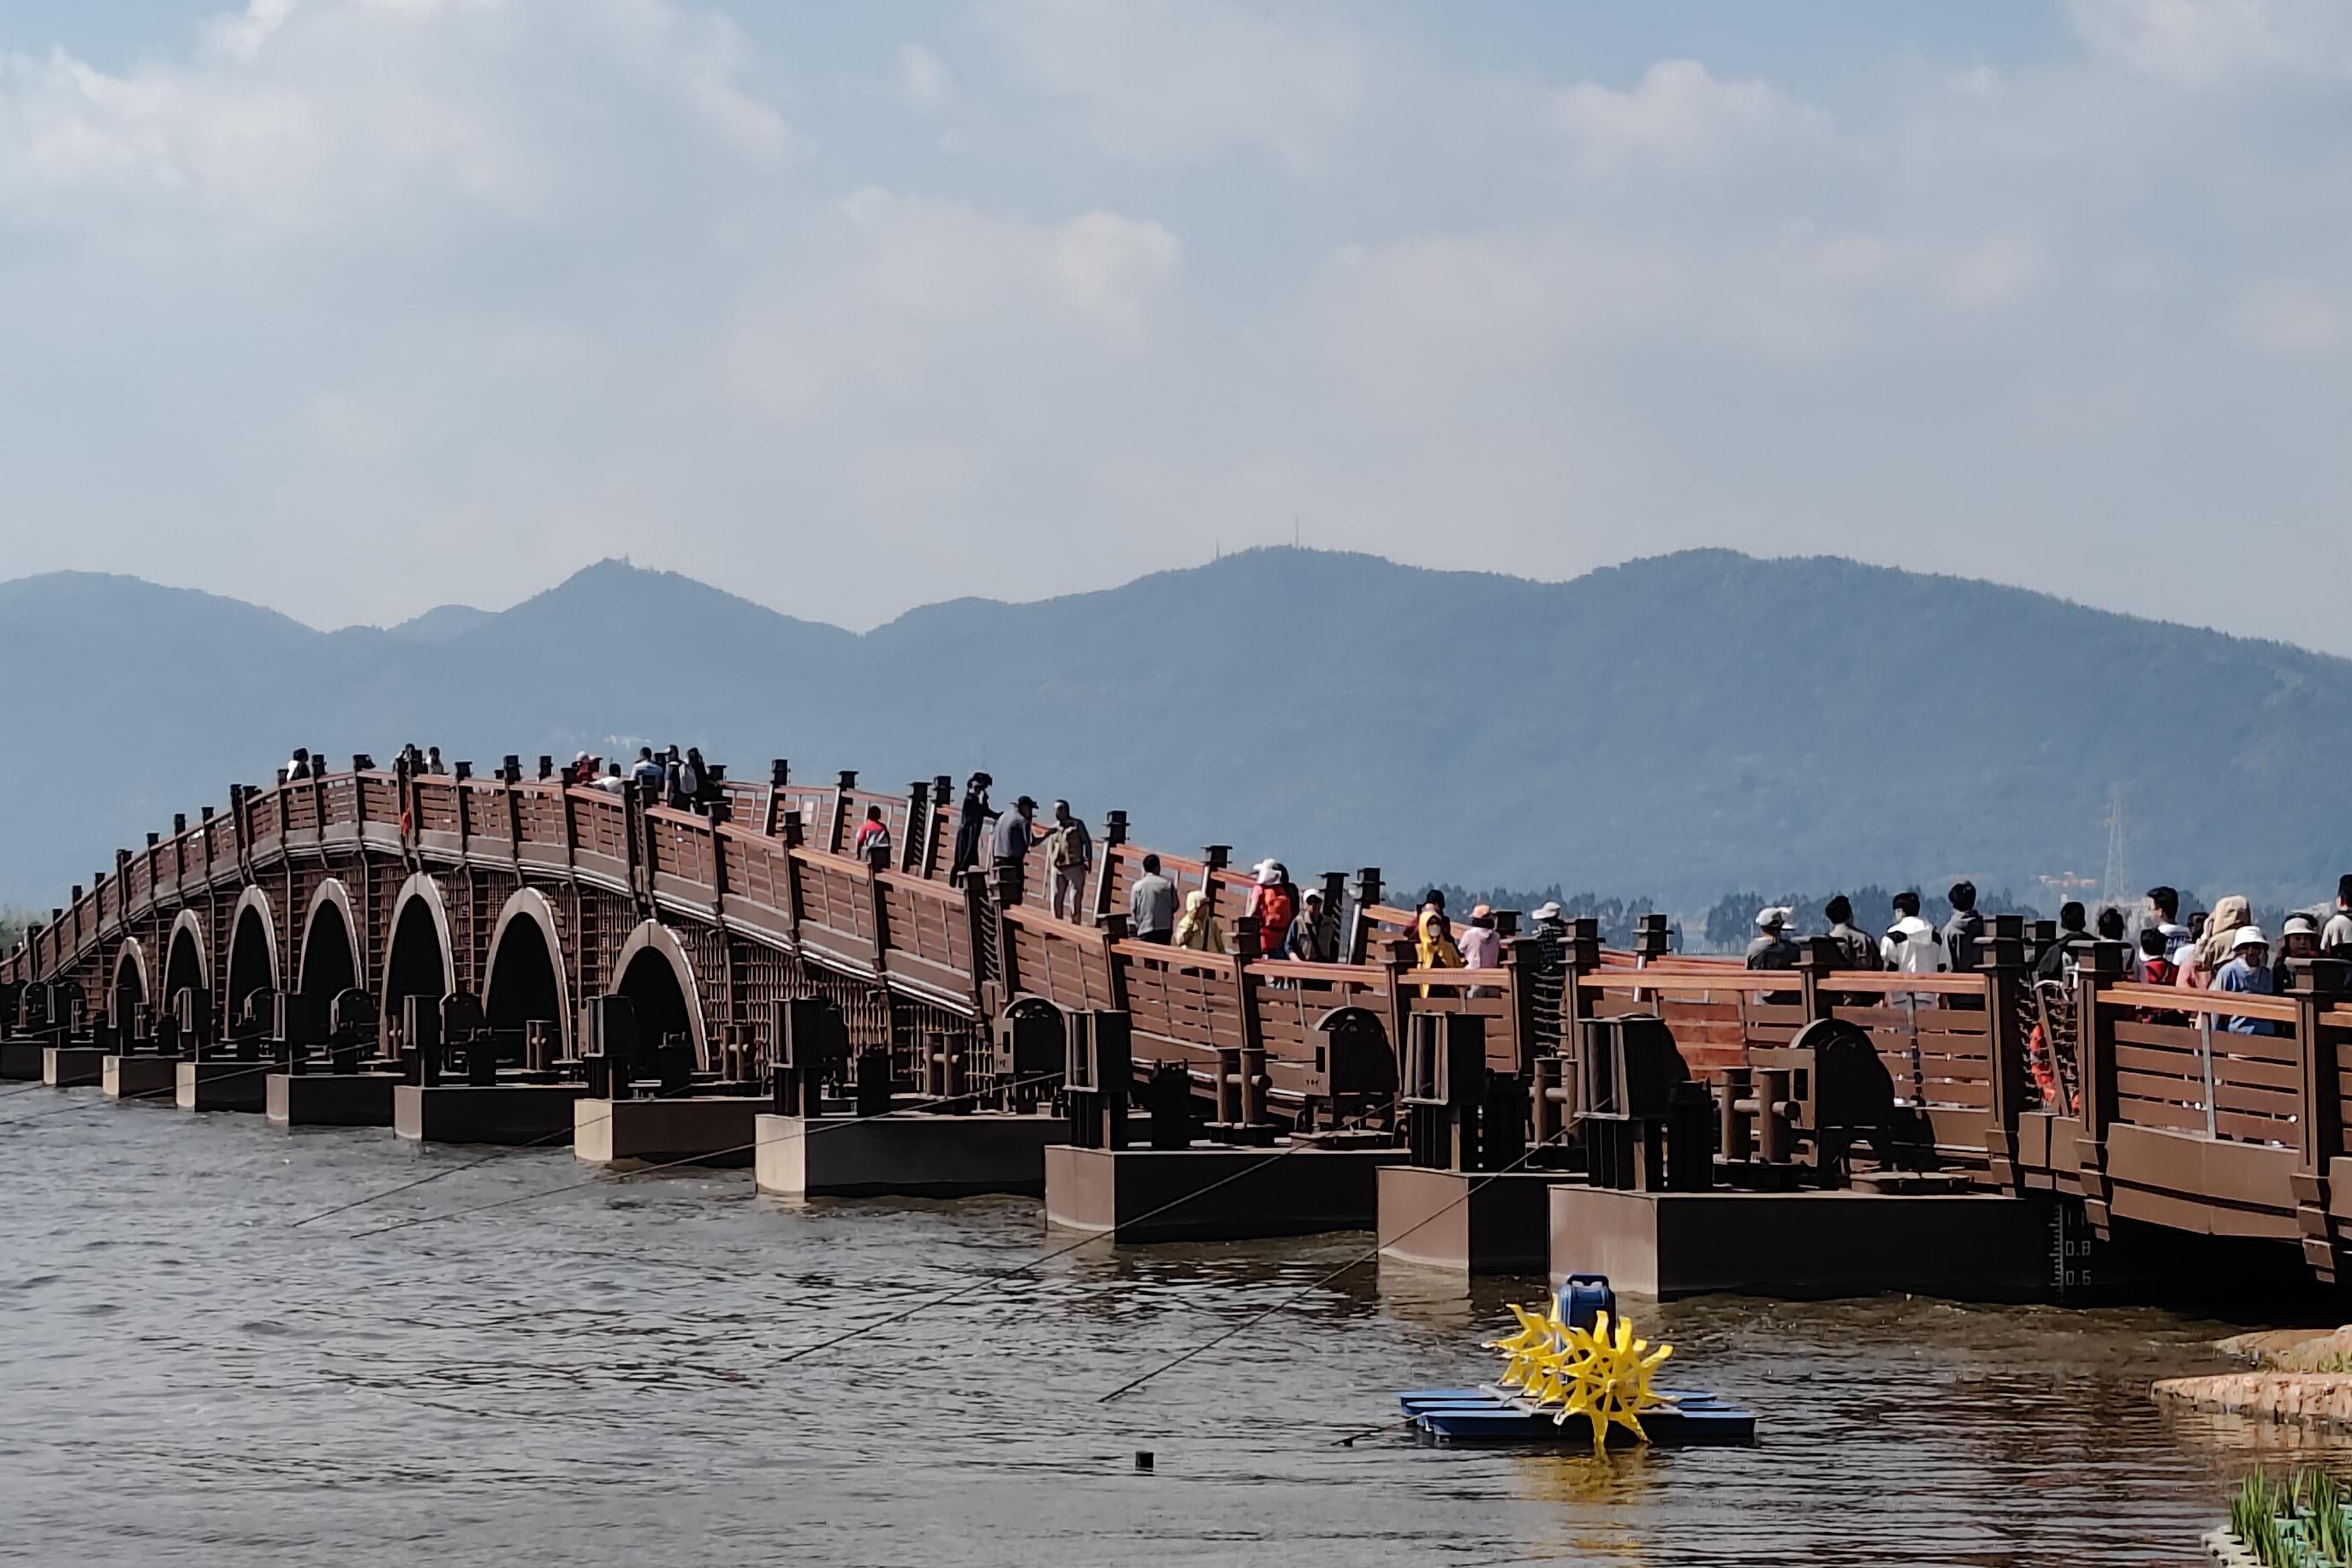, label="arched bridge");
[9,756,2352,1290]
[0,758,1432,1125]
